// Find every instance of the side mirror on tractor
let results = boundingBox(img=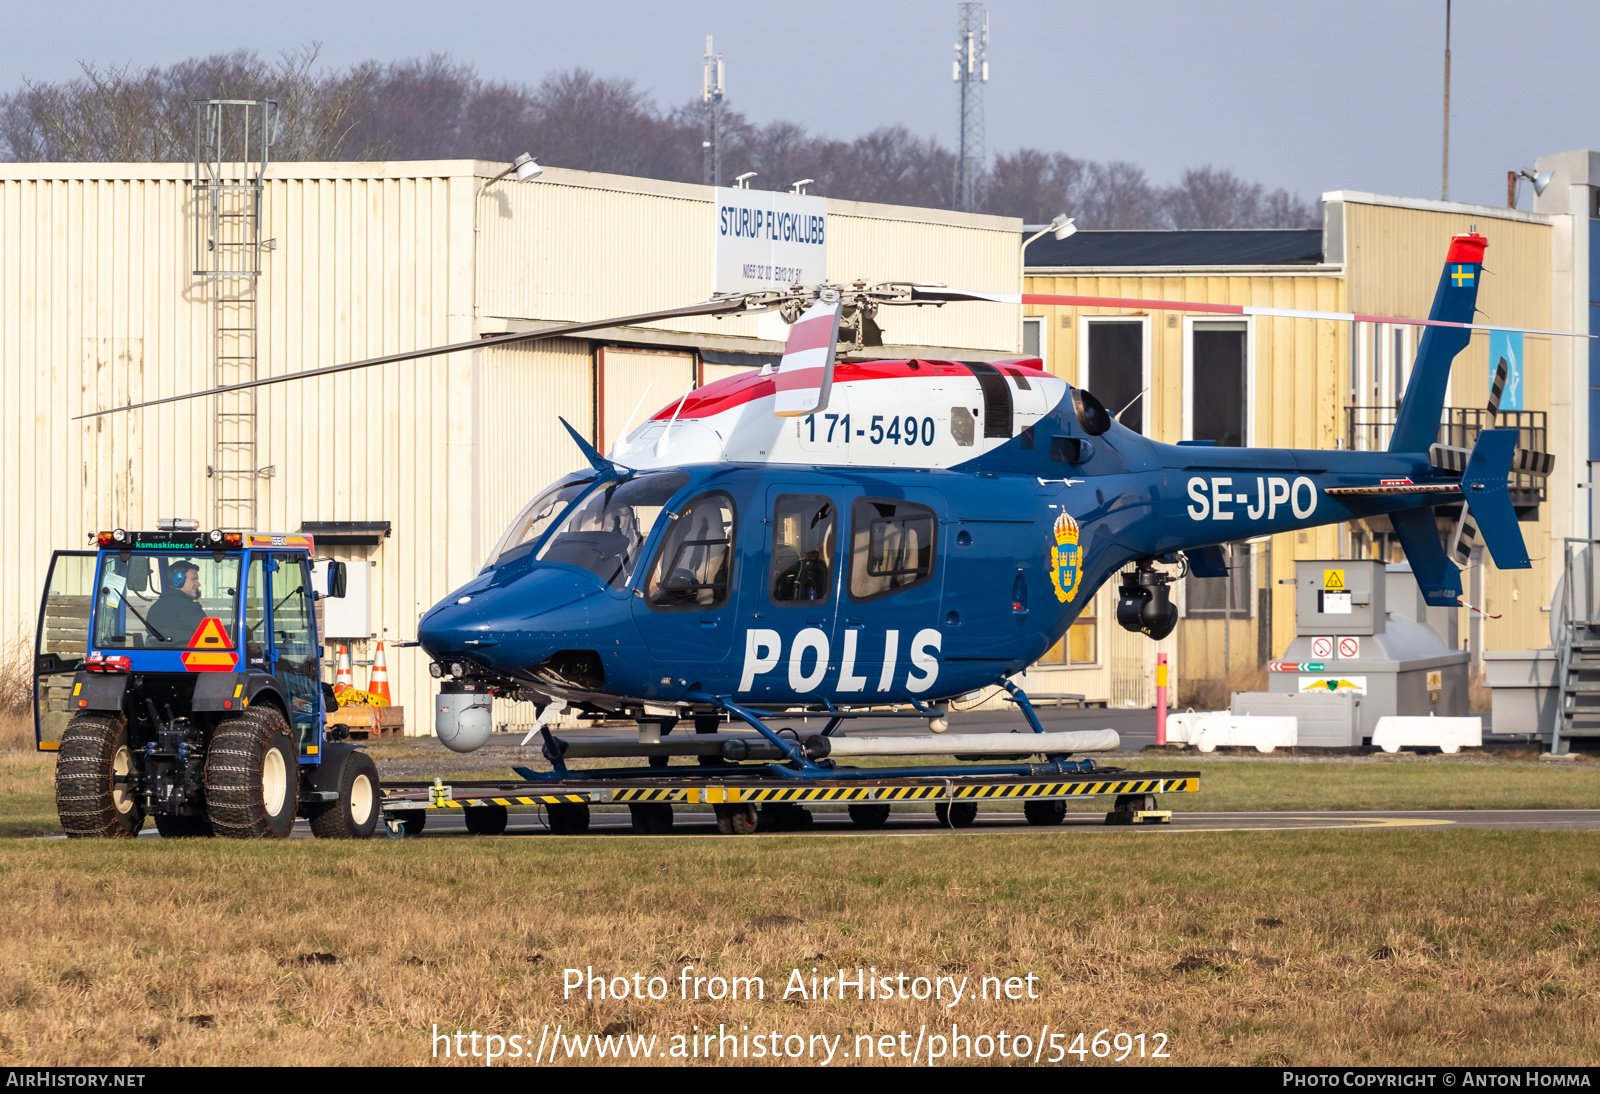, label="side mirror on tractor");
[316,560,347,600]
